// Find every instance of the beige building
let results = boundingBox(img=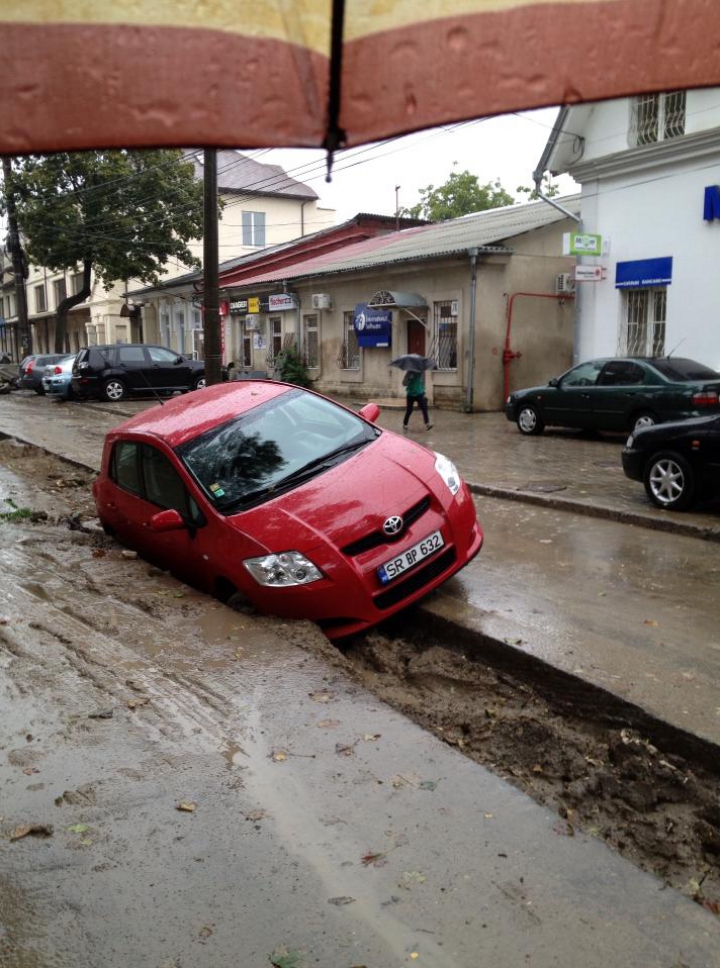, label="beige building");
[206,195,581,412]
